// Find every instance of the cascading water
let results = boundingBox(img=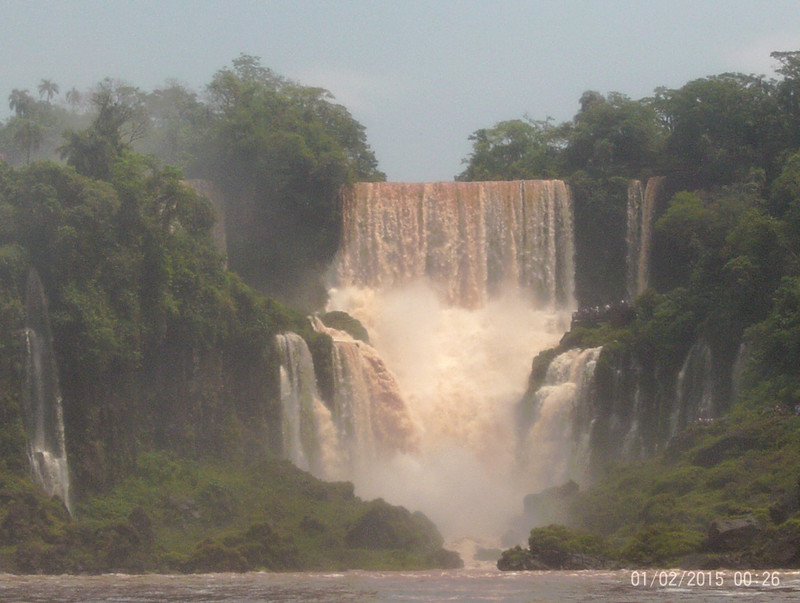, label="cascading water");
[518,347,602,491]
[337,181,574,308]
[276,324,418,482]
[310,318,418,474]
[325,180,575,544]
[21,269,71,513]
[625,177,664,299]
[276,332,334,476]
[670,339,716,437]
